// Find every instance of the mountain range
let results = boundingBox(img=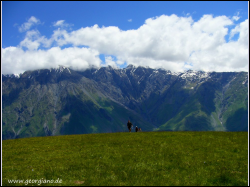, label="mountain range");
[2,65,248,139]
